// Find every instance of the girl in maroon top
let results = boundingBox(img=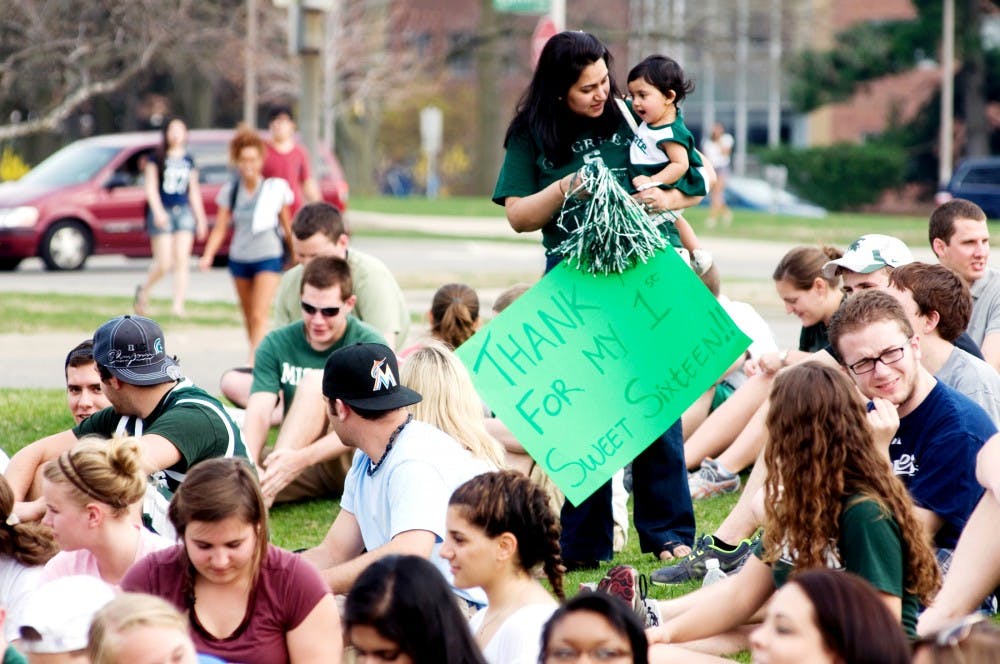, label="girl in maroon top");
[122,458,342,664]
